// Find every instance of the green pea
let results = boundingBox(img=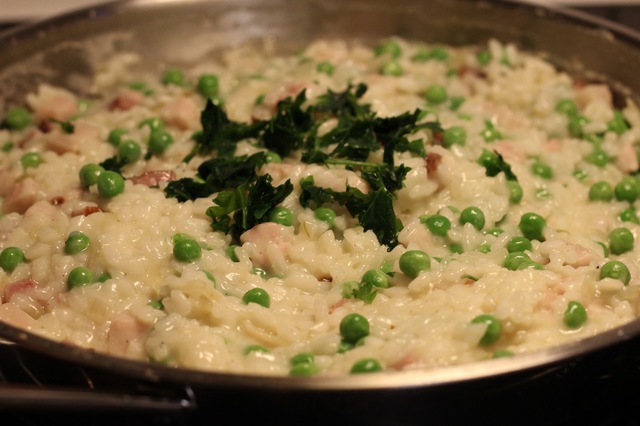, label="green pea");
[516,260,544,270]
[64,231,90,255]
[316,61,335,76]
[244,344,269,355]
[289,362,320,377]
[139,117,164,131]
[148,300,164,310]
[615,177,639,202]
[421,214,451,237]
[471,314,501,346]
[340,313,370,344]
[128,81,153,96]
[97,272,112,283]
[449,243,464,254]
[290,353,315,366]
[563,301,588,328]
[568,115,588,138]
[588,181,613,201]
[362,269,389,289]
[477,244,491,254]
[173,238,202,262]
[242,287,270,308]
[252,267,268,279]
[350,358,383,374]
[97,171,125,198]
[507,181,523,204]
[424,84,448,105]
[481,121,502,142]
[573,169,588,182]
[599,260,631,285]
[586,149,610,167]
[619,207,639,224]
[442,126,467,148]
[225,245,240,262]
[492,349,515,358]
[79,163,105,188]
[117,140,142,164]
[267,207,293,226]
[374,40,402,58]
[1,141,14,152]
[380,61,403,76]
[341,280,360,299]
[476,50,491,66]
[148,129,173,156]
[315,207,336,228]
[531,160,553,179]
[486,227,504,237]
[607,110,629,134]
[506,236,532,253]
[4,107,32,130]
[450,96,466,111]
[197,73,219,99]
[519,212,546,241]
[162,68,185,86]
[503,251,531,271]
[0,247,25,273]
[555,99,578,116]
[265,151,282,163]
[107,128,127,146]
[460,206,485,230]
[608,227,634,255]
[20,152,41,168]
[67,266,94,289]
[399,250,431,278]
